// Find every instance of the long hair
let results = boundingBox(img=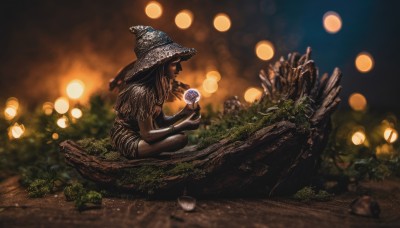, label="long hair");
[114,64,171,121]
